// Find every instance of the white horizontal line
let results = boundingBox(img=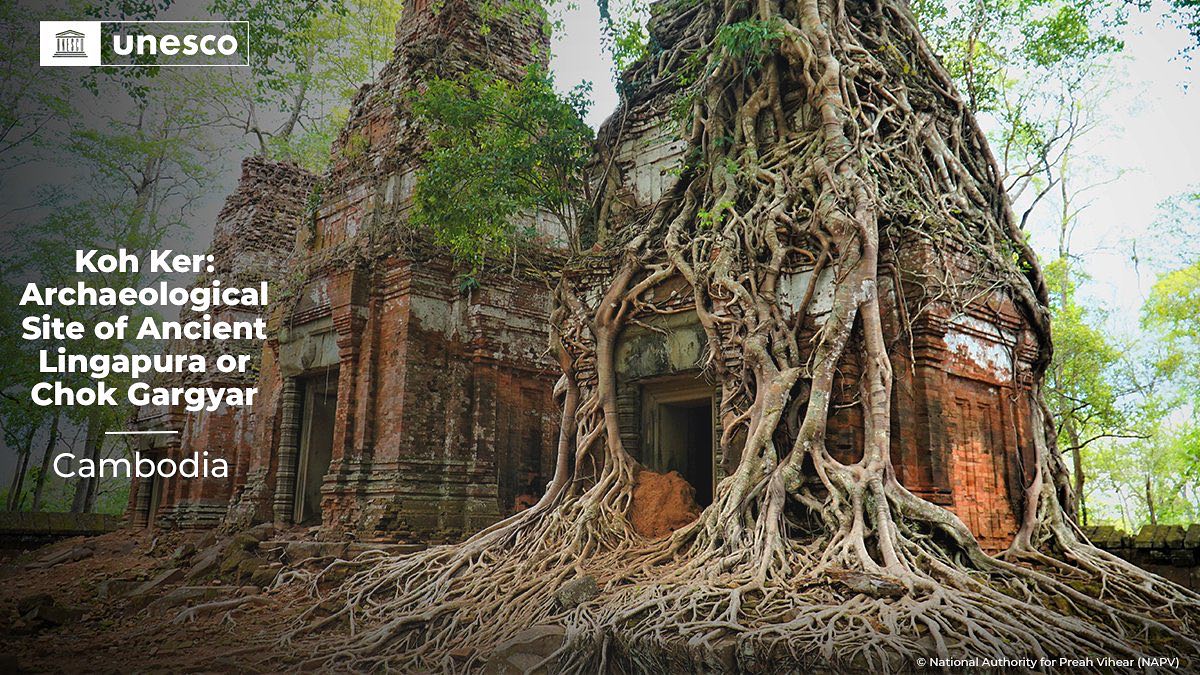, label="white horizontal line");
[102,20,250,24]
[102,64,250,67]
[105,430,179,435]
